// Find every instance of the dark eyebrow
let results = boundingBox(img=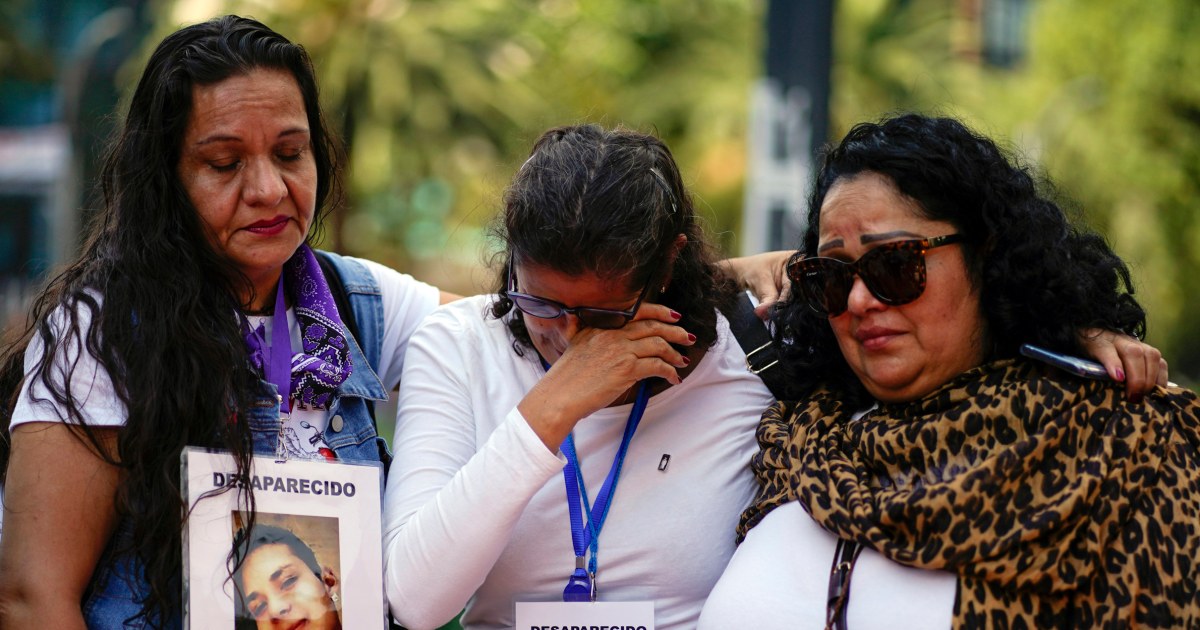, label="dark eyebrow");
[817,238,843,254]
[277,128,310,141]
[270,566,286,582]
[818,230,924,254]
[195,127,309,147]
